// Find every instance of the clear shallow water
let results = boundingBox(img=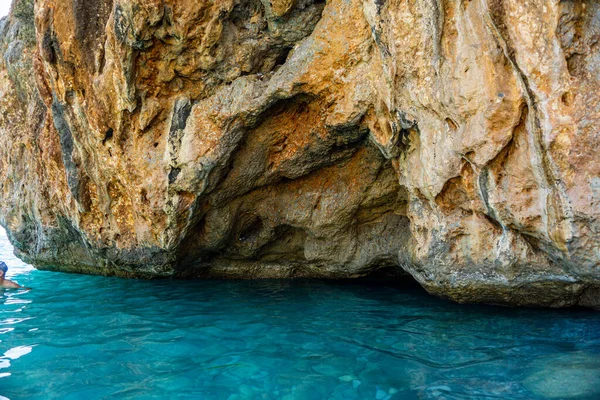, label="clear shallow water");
[1,229,599,399]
